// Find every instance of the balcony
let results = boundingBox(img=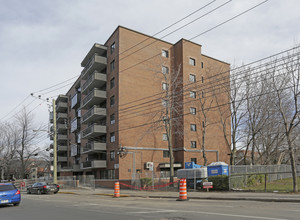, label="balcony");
[82,142,106,154]
[81,124,106,139]
[57,134,68,141]
[57,156,68,162]
[56,95,68,103]
[81,89,106,109]
[72,164,81,172]
[80,160,106,169]
[56,102,68,112]
[81,106,106,124]
[57,123,67,133]
[57,113,67,122]
[57,145,67,152]
[82,71,107,95]
[81,54,107,80]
